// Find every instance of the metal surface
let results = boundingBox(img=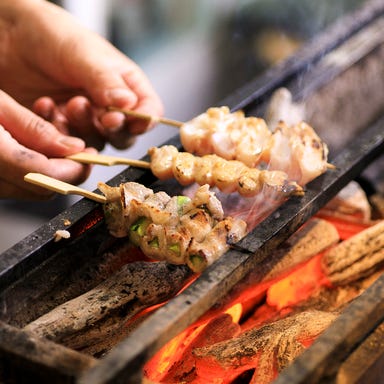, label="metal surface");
[78,116,384,384]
